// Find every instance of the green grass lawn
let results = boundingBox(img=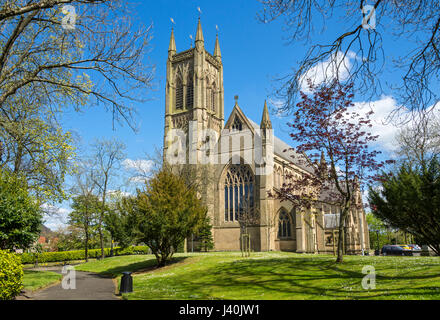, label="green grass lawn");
[75,254,158,277]
[76,252,440,300]
[22,270,63,291]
